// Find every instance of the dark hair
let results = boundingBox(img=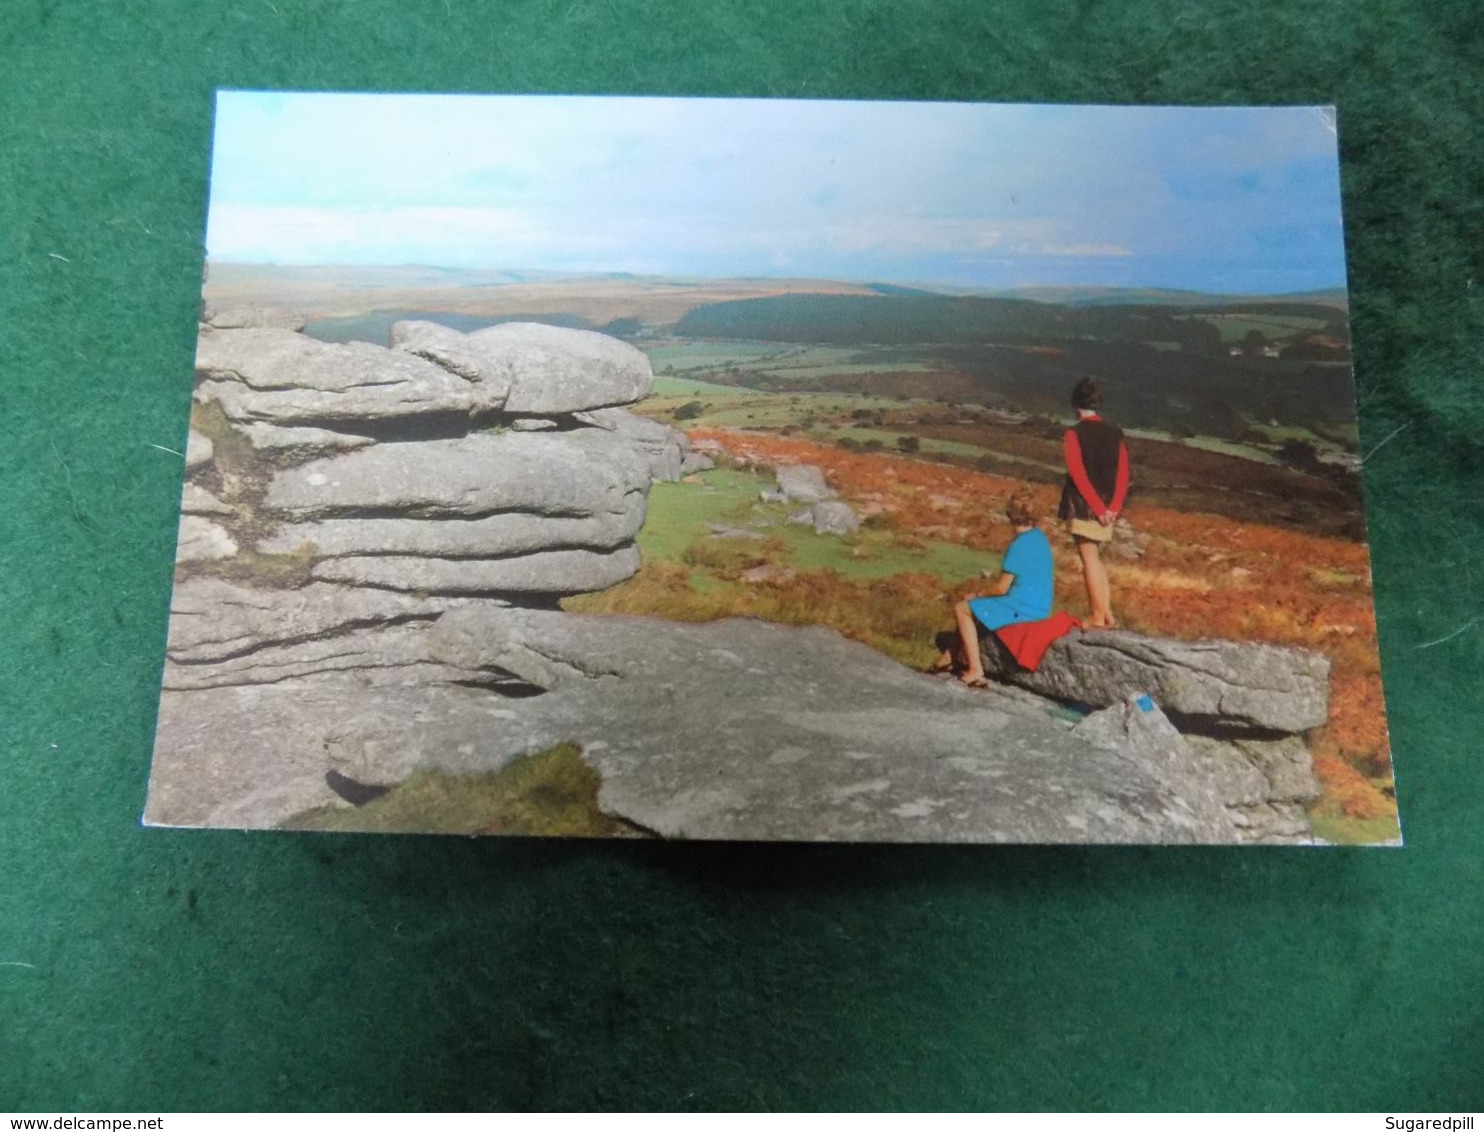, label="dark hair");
[1005,489,1038,527]
[1071,378,1102,411]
